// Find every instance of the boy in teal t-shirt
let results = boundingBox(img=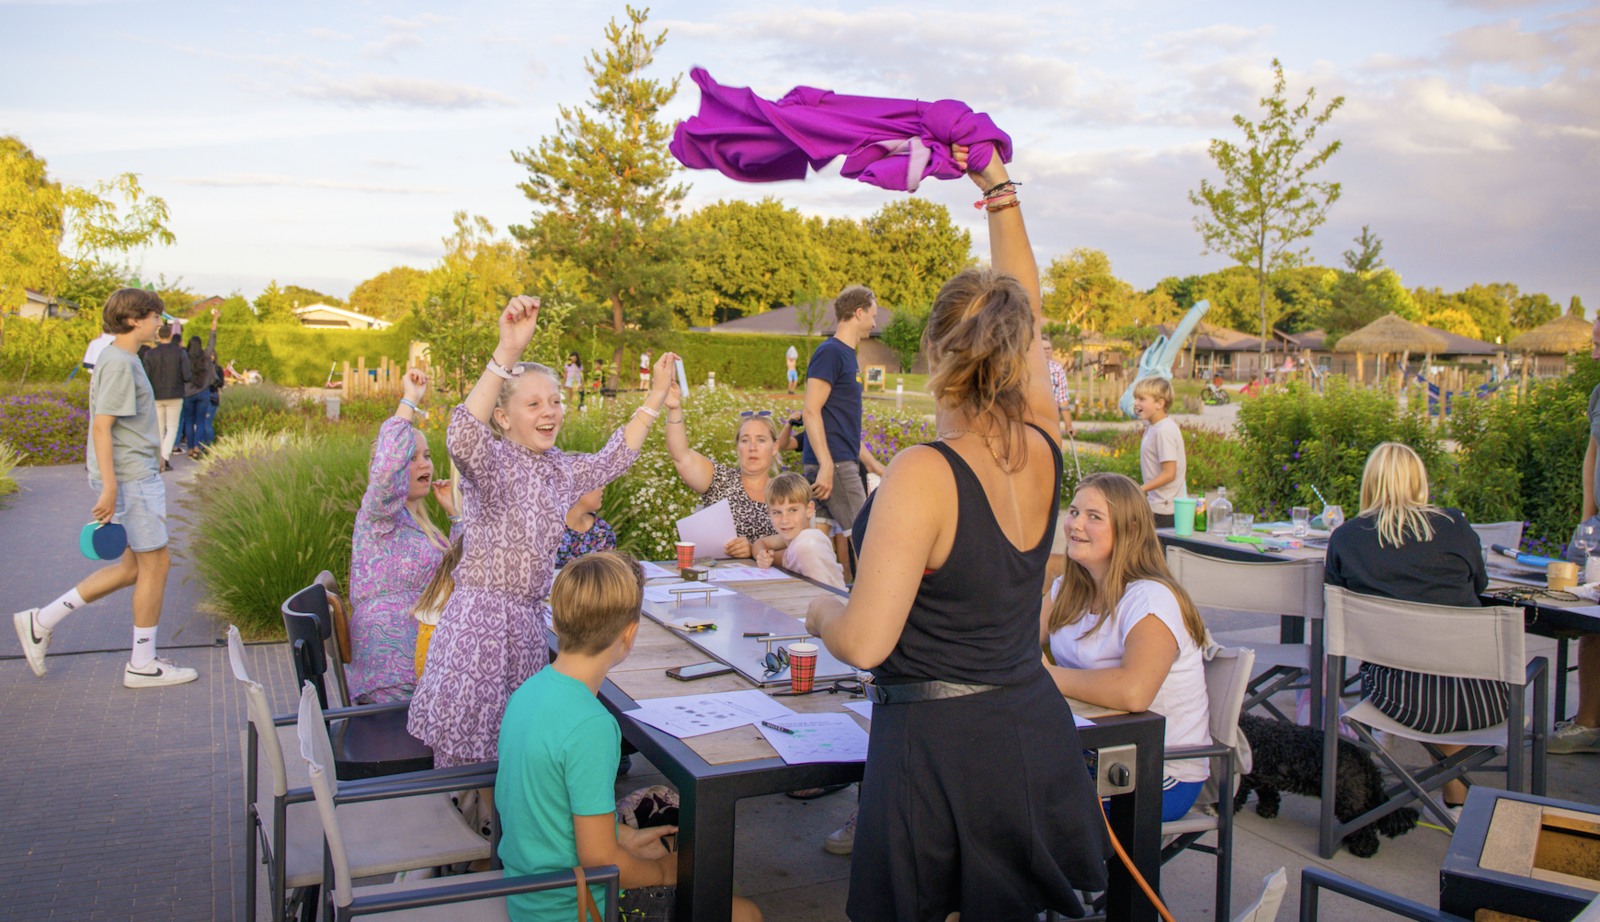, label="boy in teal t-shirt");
[496,551,762,922]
